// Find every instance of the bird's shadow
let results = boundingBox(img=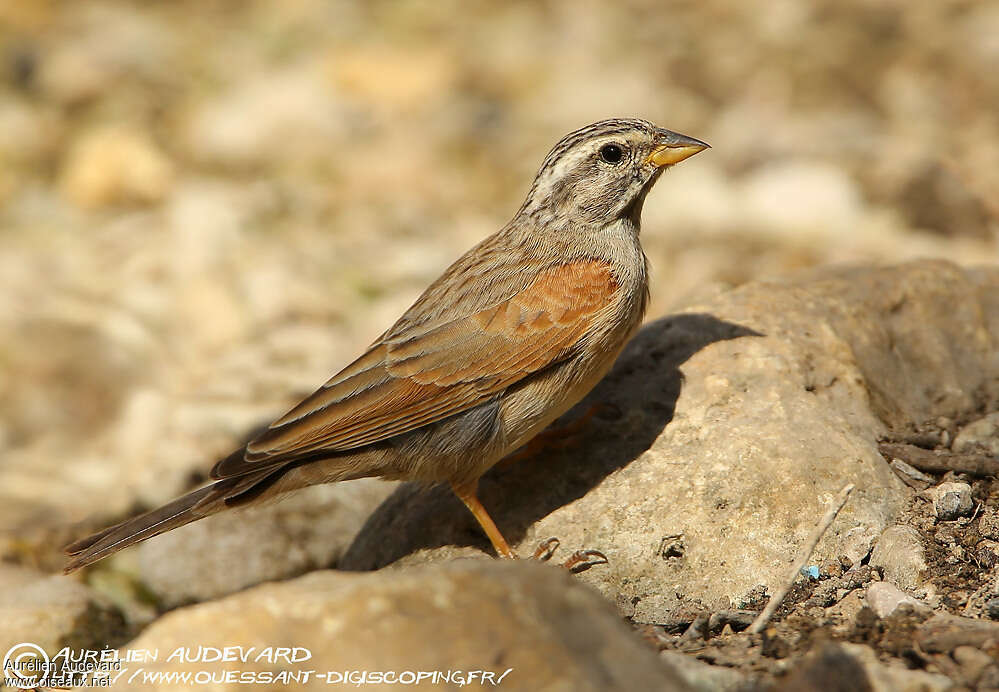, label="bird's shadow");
[338,313,762,570]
